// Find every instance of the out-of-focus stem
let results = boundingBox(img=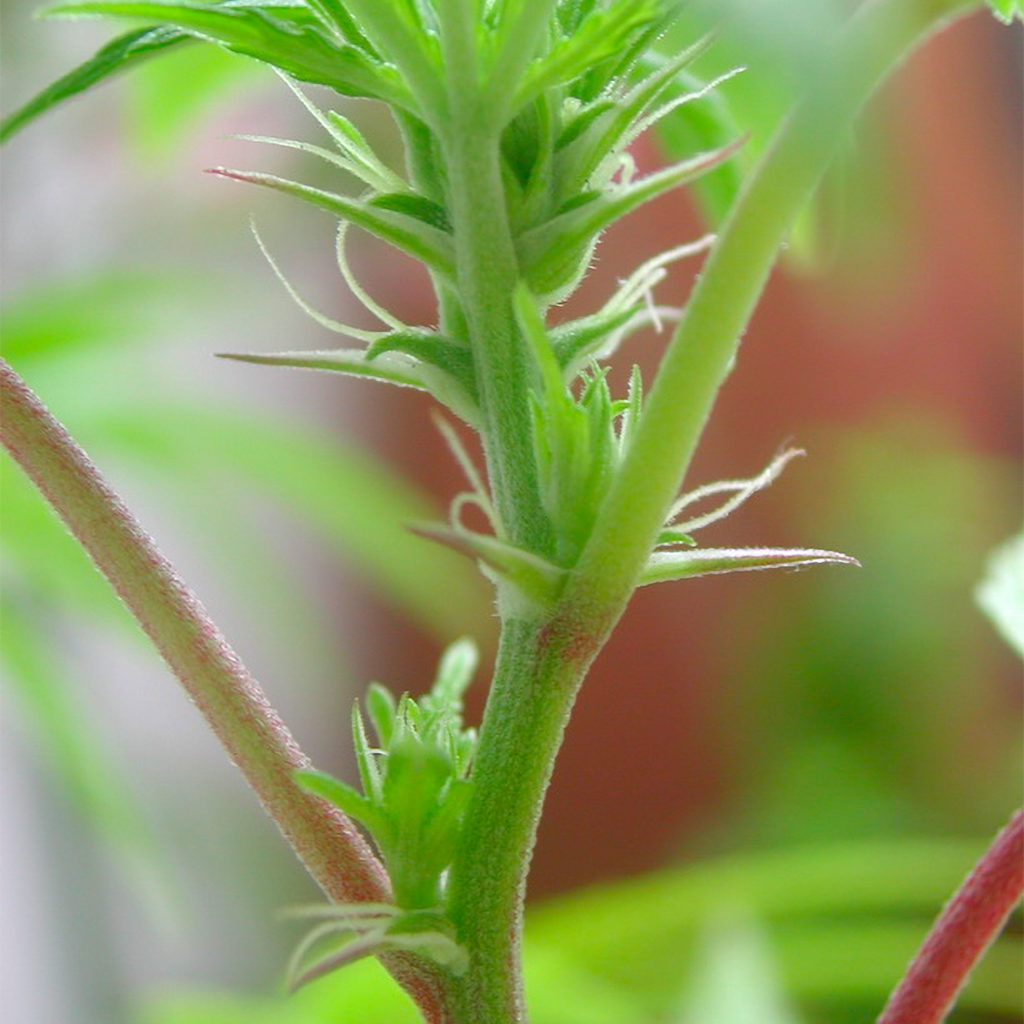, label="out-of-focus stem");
[0,358,454,1023]
[877,808,1024,1024]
